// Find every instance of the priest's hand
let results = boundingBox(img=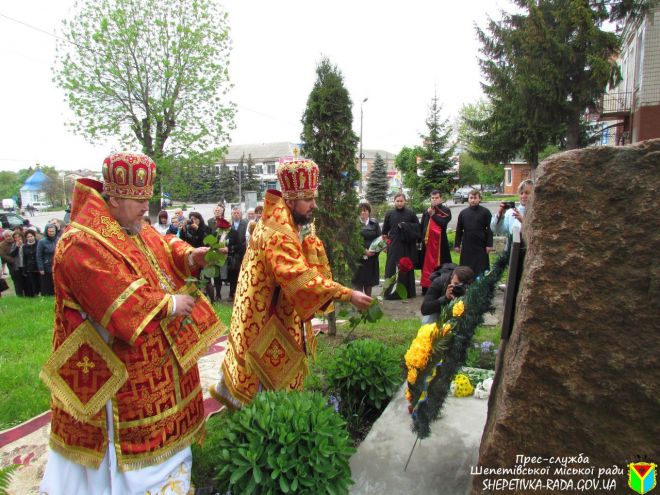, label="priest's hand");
[173,295,195,317]
[350,291,373,311]
[191,247,210,267]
